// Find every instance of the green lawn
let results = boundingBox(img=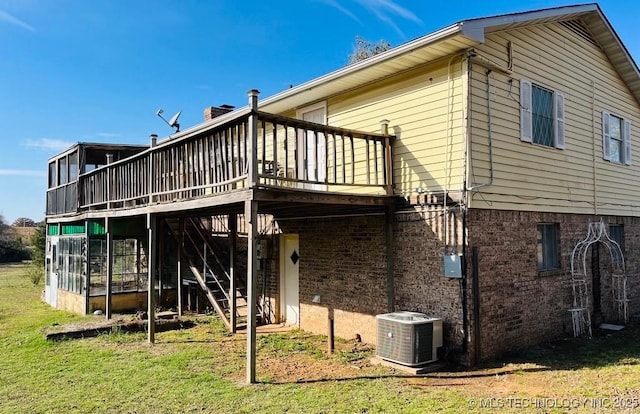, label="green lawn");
[1,262,639,413]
